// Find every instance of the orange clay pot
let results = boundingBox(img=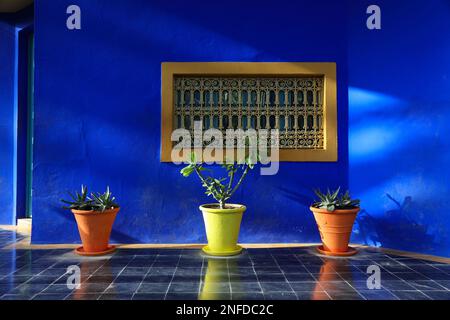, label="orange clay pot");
[312,259,346,299]
[72,208,119,254]
[310,206,359,254]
